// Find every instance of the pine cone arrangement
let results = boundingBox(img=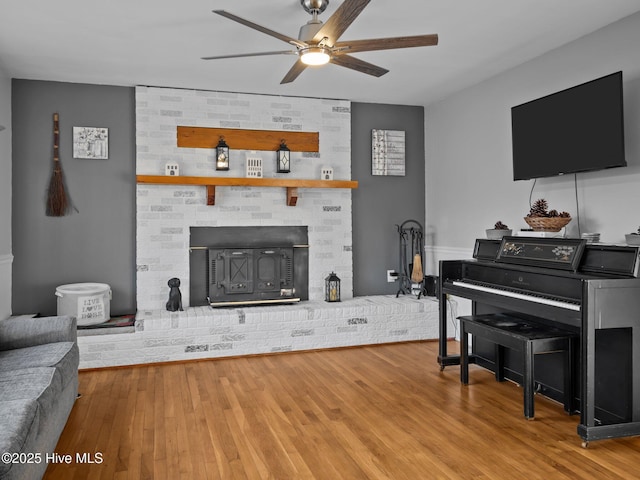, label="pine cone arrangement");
[486,220,512,239]
[525,198,571,231]
[527,199,570,218]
